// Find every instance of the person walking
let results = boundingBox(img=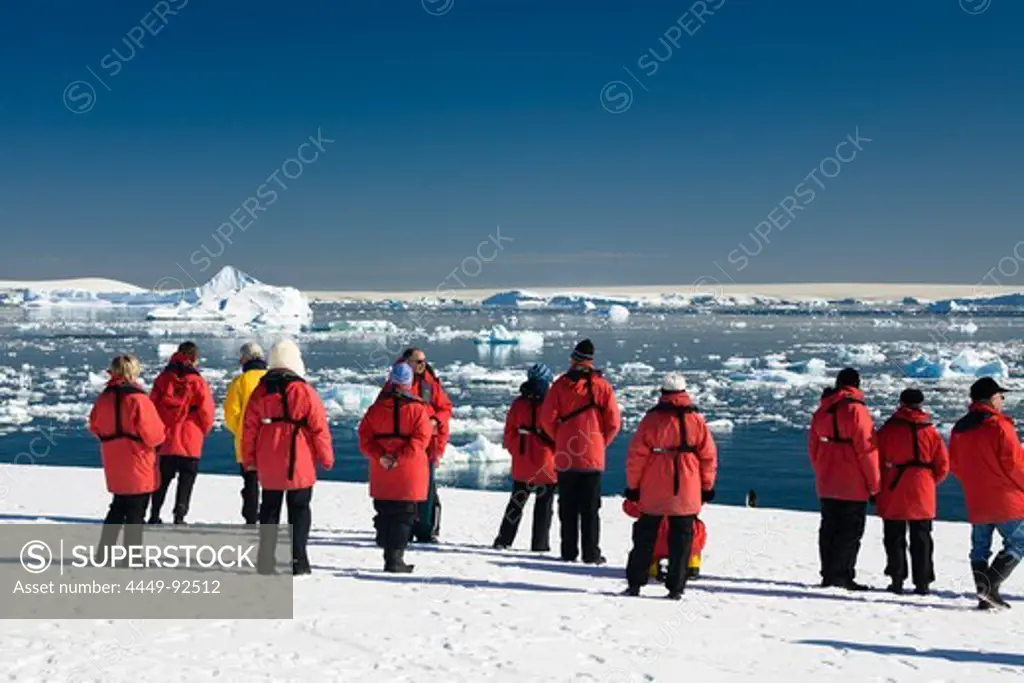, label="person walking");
[224,342,268,524]
[400,347,453,543]
[148,341,214,525]
[875,388,949,595]
[89,354,166,559]
[243,340,334,575]
[493,363,557,552]
[808,367,879,590]
[950,377,1024,609]
[358,362,434,572]
[623,372,717,599]
[540,339,621,565]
